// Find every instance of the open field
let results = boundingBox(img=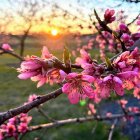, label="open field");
[0,36,130,140]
